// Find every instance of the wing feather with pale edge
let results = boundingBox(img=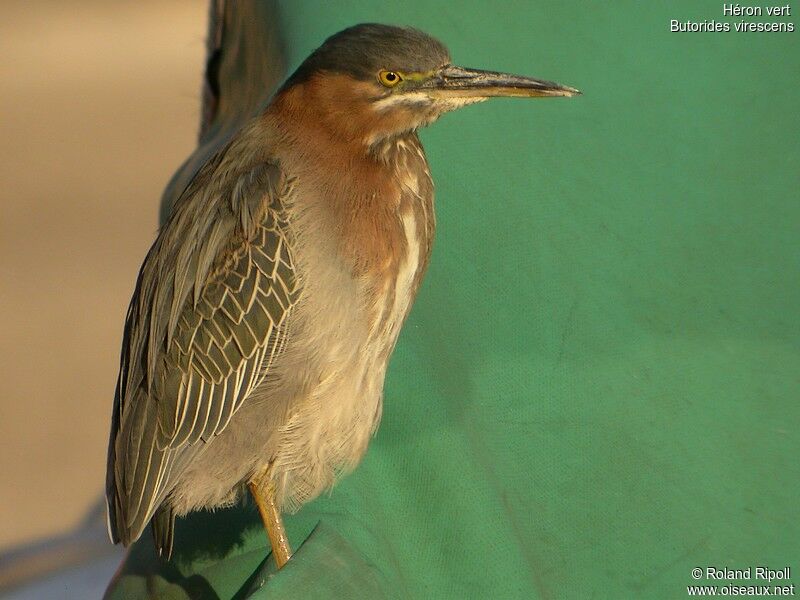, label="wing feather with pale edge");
[105,158,299,546]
